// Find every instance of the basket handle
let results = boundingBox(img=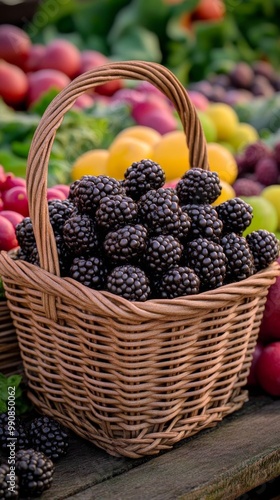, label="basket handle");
[27,60,208,284]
